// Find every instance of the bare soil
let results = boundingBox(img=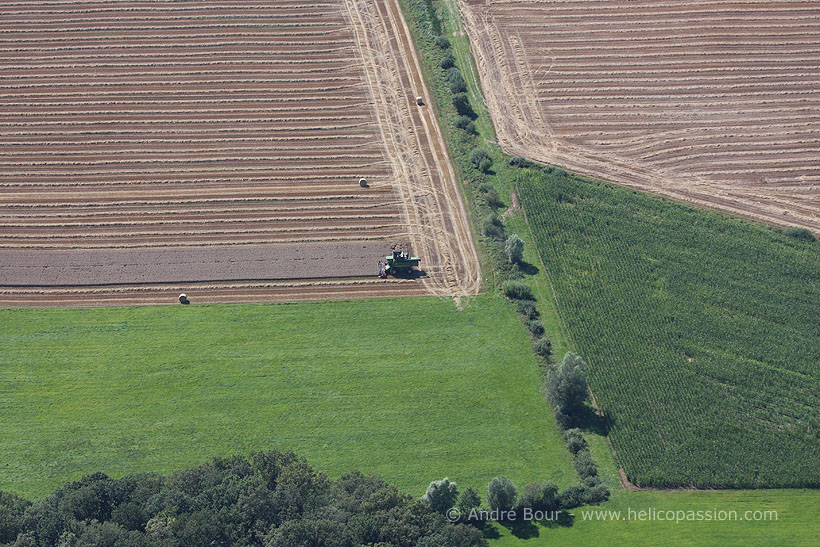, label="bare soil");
[0,242,390,286]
